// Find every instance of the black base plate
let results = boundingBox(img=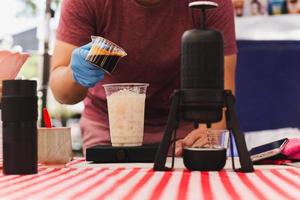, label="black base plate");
[86,144,159,163]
